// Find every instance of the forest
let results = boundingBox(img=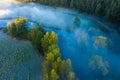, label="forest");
[17,0,120,30]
